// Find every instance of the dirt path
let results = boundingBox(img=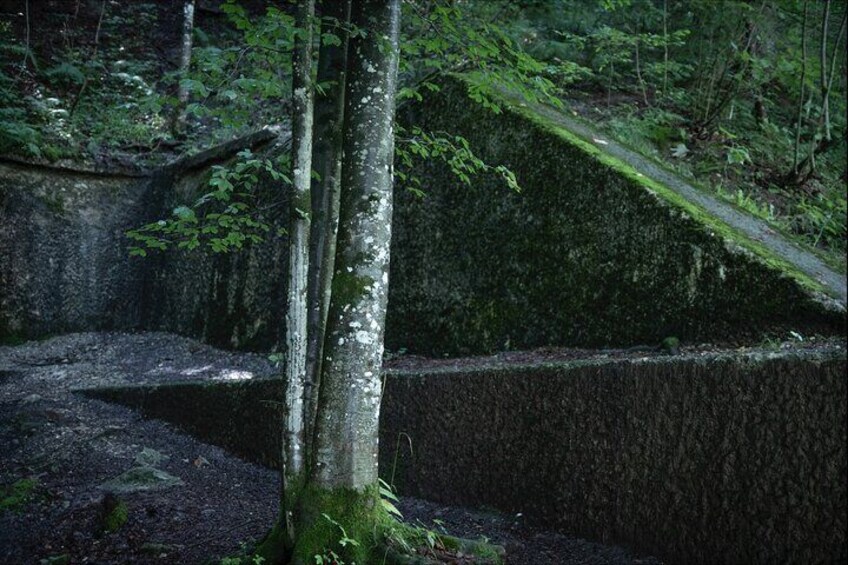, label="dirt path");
[1,332,658,564]
[521,99,847,305]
